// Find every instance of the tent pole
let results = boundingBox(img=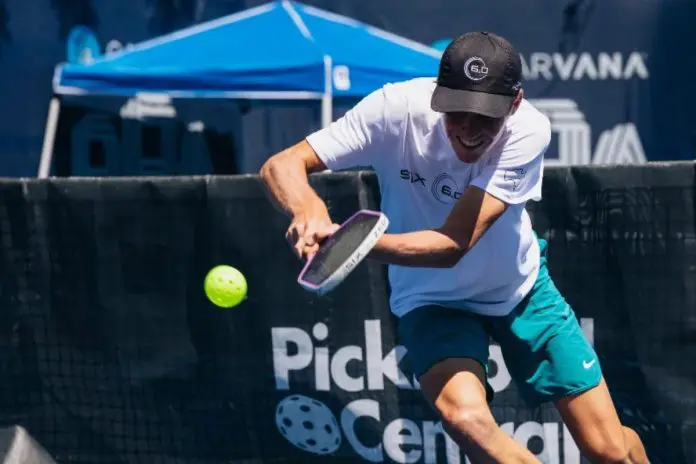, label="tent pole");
[321,55,333,129]
[38,97,62,178]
